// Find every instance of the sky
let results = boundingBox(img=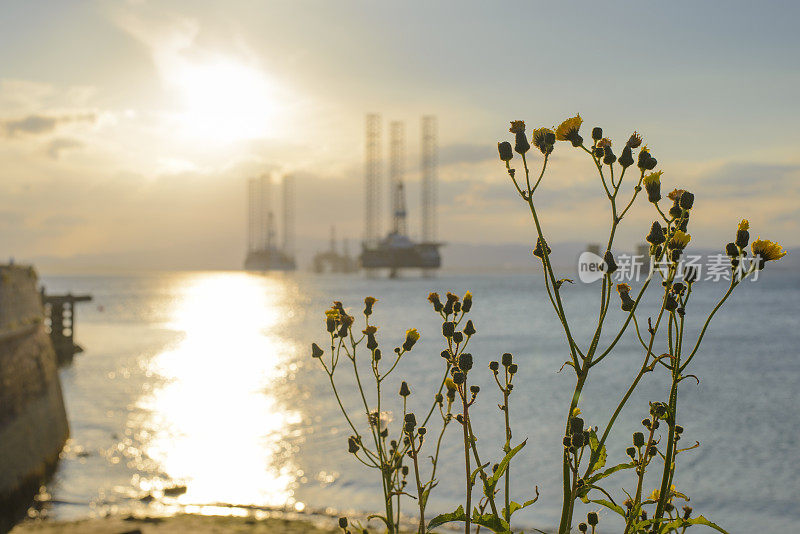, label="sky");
[0,0,798,271]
